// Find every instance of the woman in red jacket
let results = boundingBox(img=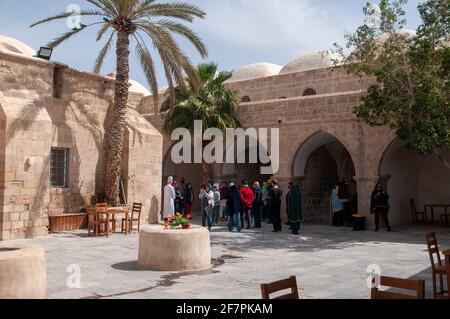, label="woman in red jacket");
[240,180,255,230]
